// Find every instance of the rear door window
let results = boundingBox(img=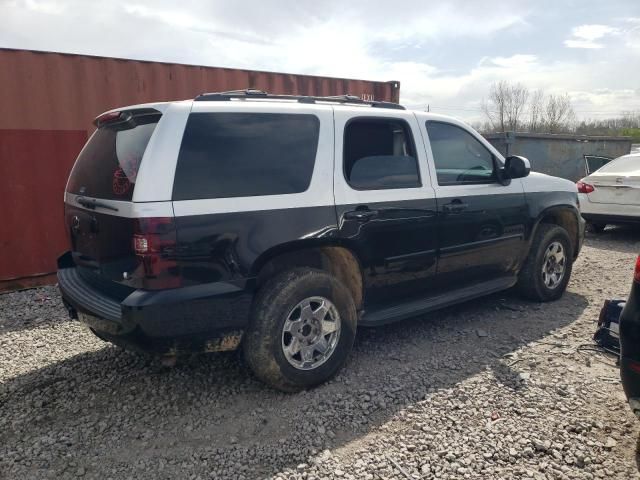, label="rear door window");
[584,155,613,174]
[67,111,160,201]
[172,113,320,200]
[343,118,420,190]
